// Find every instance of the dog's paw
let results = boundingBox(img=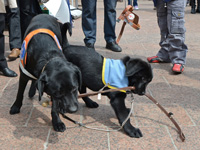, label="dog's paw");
[86,101,99,108]
[53,122,66,132]
[124,126,143,138]
[84,98,99,108]
[10,105,20,114]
